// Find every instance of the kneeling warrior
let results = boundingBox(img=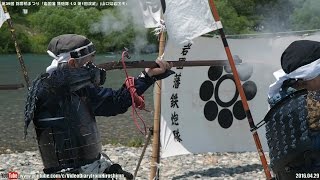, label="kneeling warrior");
[24,34,173,179]
[265,40,320,179]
